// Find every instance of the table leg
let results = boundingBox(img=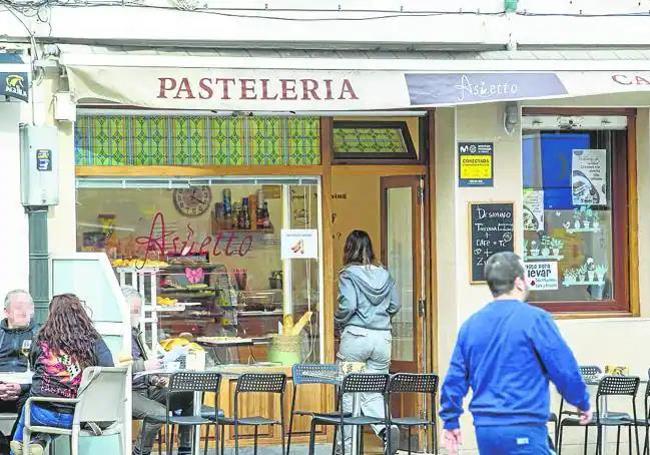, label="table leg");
[351,393,360,455]
[601,395,609,452]
[193,391,202,455]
